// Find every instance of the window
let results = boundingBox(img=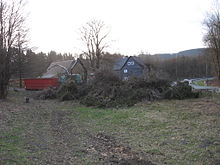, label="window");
[127,61,134,65]
[124,69,128,73]
[123,77,128,80]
